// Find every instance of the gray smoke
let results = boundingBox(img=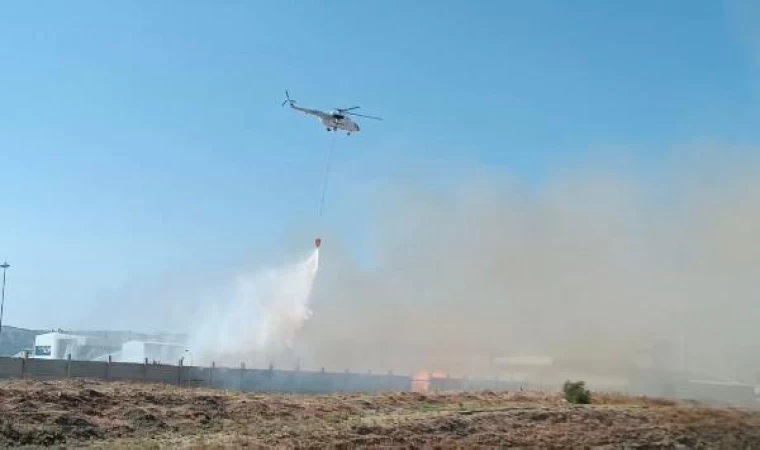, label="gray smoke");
[294,145,760,383]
